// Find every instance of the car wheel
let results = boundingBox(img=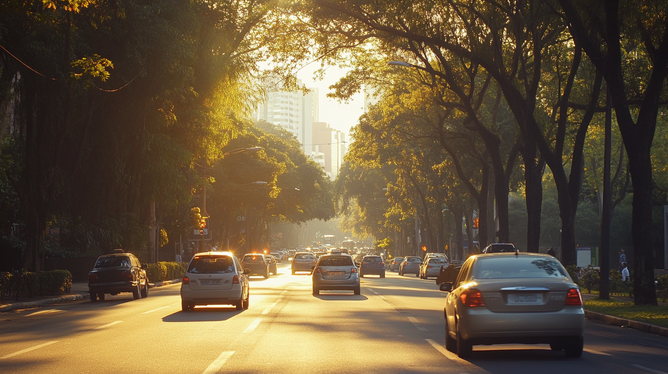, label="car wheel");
[399,270,404,276]
[416,272,420,277]
[243,293,249,309]
[354,286,361,295]
[445,318,457,352]
[90,292,97,302]
[550,342,564,351]
[380,273,385,278]
[181,300,191,312]
[360,272,364,278]
[292,270,296,275]
[236,296,243,310]
[456,321,472,358]
[264,271,269,279]
[312,287,319,296]
[133,282,140,299]
[141,281,149,298]
[564,337,583,357]
[98,292,105,301]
